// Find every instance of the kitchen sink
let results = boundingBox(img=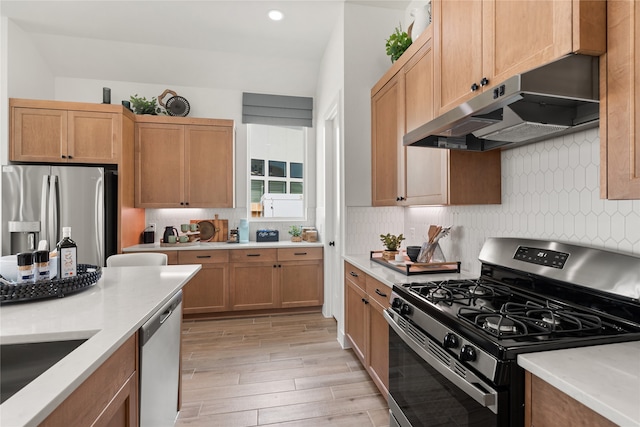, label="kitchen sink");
[0,339,87,403]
